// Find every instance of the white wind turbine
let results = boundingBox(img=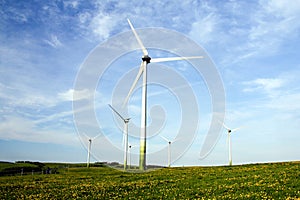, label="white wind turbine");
[160,136,180,167]
[108,104,131,171]
[87,138,92,168]
[221,123,242,166]
[123,19,203,170]
[83,132,102,168]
